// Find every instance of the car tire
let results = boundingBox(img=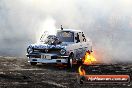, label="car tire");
[30,62,37,66]
[67,54,74,68]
